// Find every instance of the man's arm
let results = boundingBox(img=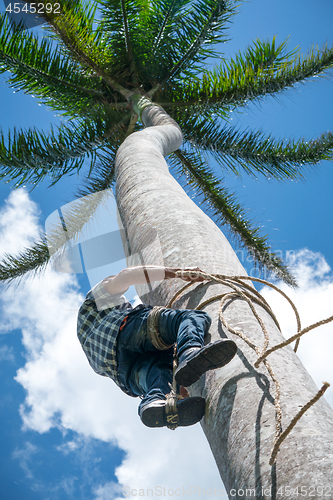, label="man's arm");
[102,266,205,296]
